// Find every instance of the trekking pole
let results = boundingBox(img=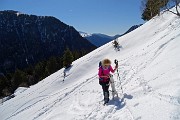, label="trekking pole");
[114,59,123,94]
